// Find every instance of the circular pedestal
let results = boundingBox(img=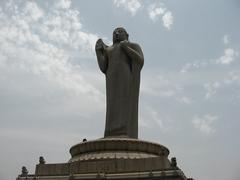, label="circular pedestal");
[69,138,169,162]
